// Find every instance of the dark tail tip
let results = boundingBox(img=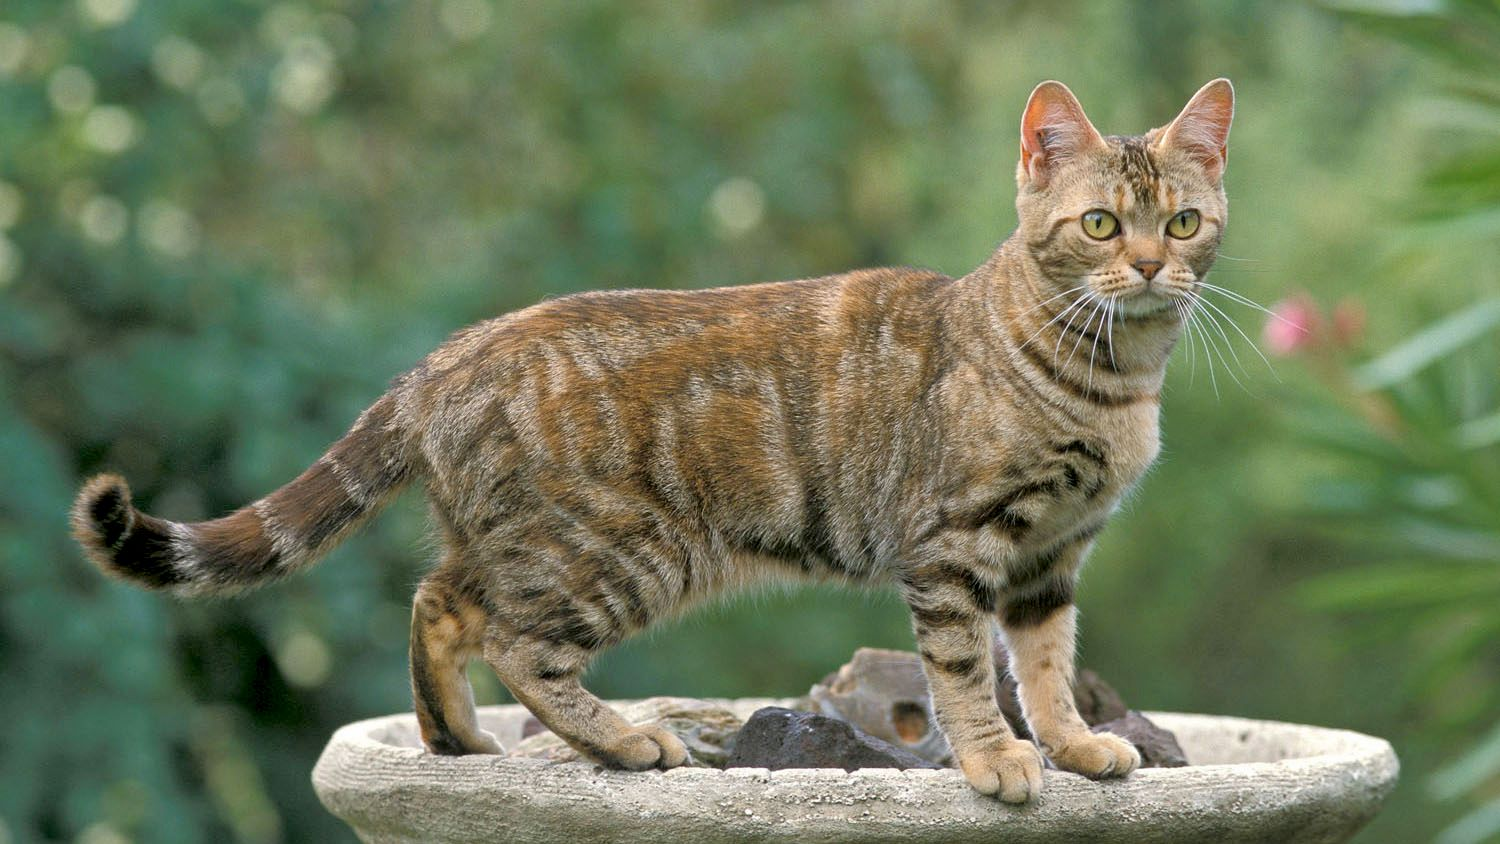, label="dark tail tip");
[72,473,185,590]
[73,473,134,558]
